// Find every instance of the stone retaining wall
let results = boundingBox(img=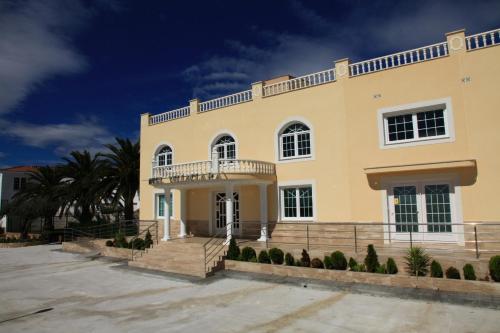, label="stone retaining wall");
[225,260,500,297]
[62,240,132,260]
